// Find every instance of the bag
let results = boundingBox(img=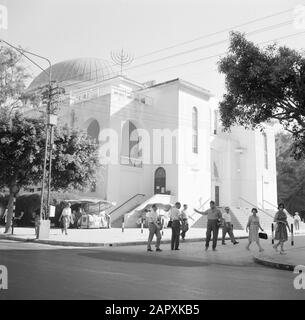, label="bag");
[167,220,172,228]
[259,232,268,240]
[181,222,189,232]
